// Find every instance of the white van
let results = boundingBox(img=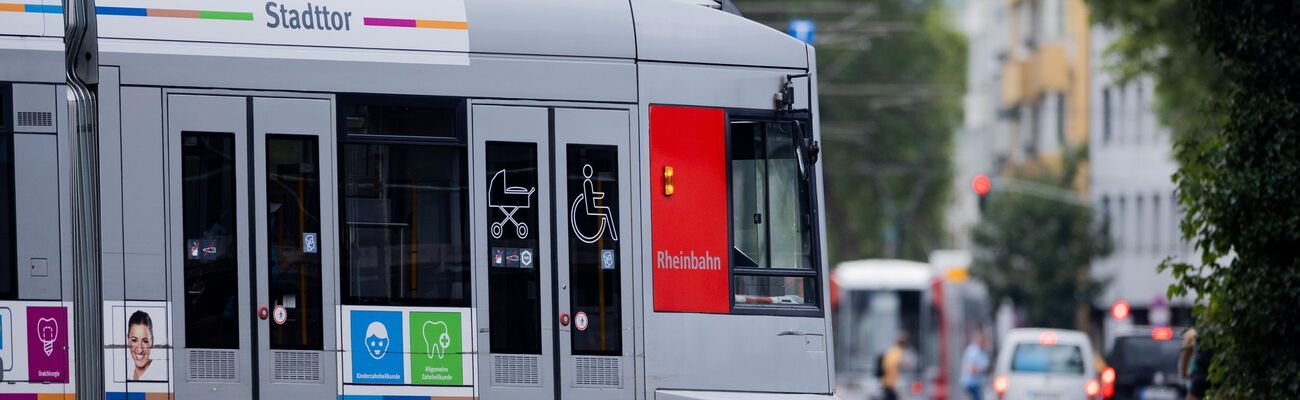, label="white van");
[989,328,1101,400]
